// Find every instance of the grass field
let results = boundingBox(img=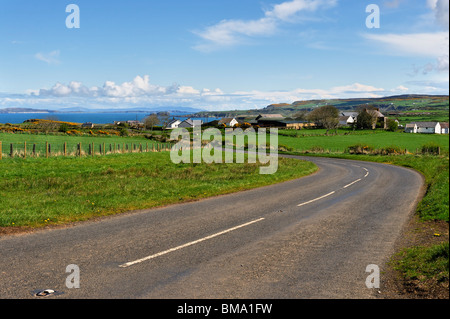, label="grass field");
[0,151,317,228]
[278,129,449,154]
